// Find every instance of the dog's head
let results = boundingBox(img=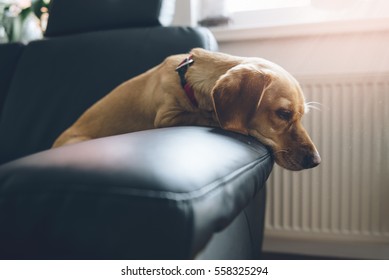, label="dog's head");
[212,63,321,171]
